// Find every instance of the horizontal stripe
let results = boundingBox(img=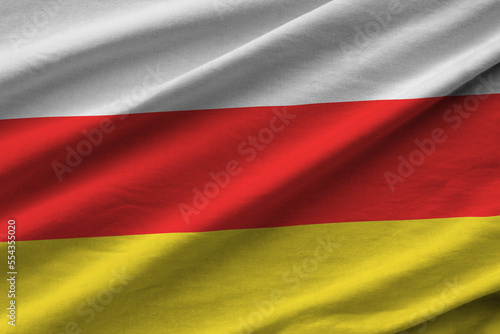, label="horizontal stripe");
[2,94,500,241]
[2,216,500,333]
[1,0,500,120]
